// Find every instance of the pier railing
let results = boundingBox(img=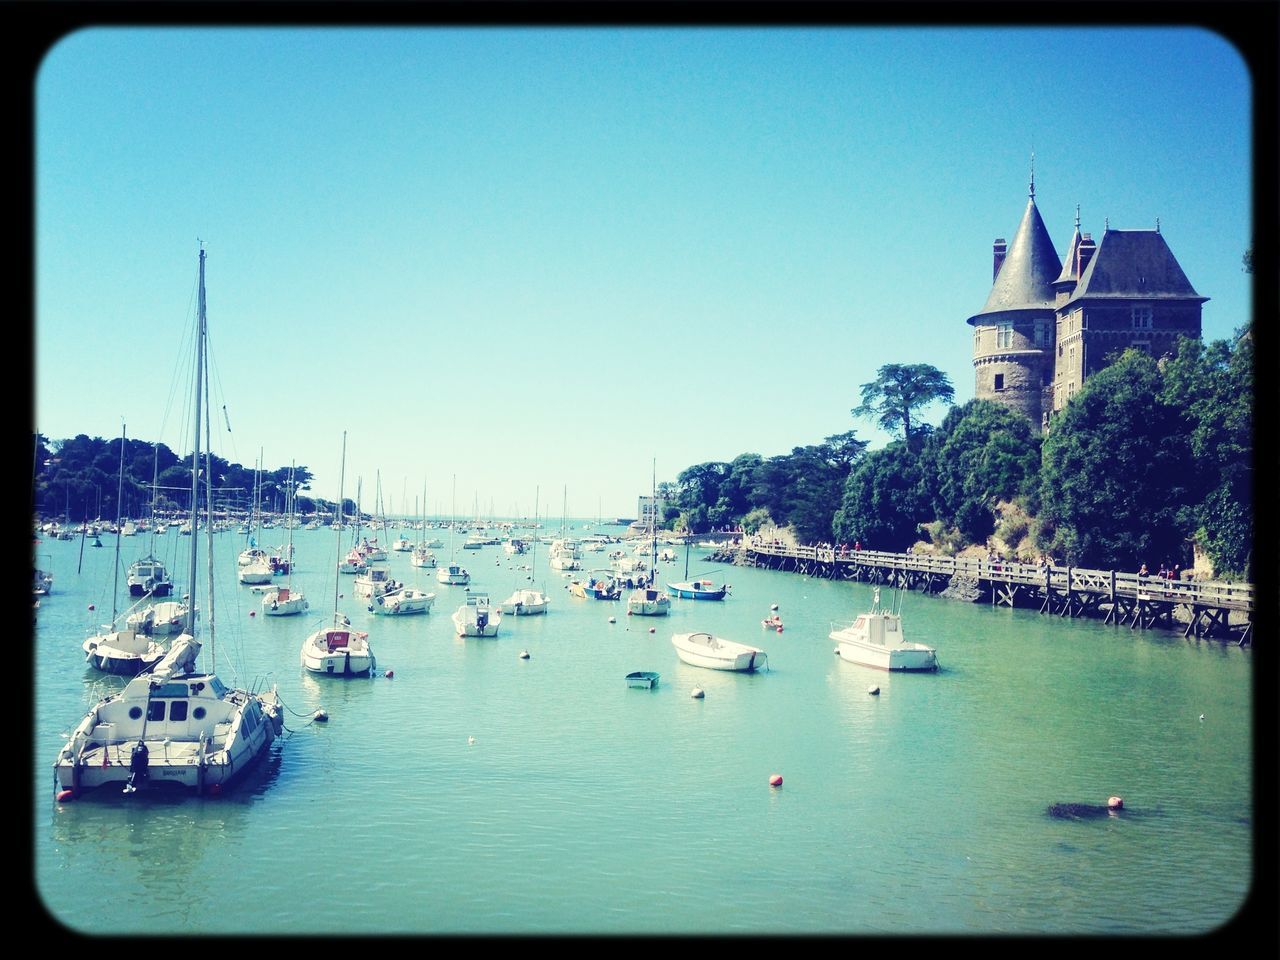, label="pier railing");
[739,541,1253,643]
